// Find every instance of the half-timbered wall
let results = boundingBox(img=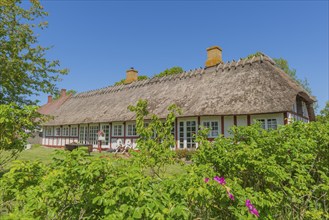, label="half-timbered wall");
[41,112,309,149]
